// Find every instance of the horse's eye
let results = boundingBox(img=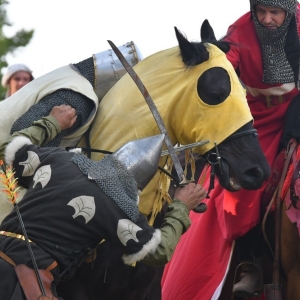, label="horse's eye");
[197,67,231,105]
[209,93,221,104]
